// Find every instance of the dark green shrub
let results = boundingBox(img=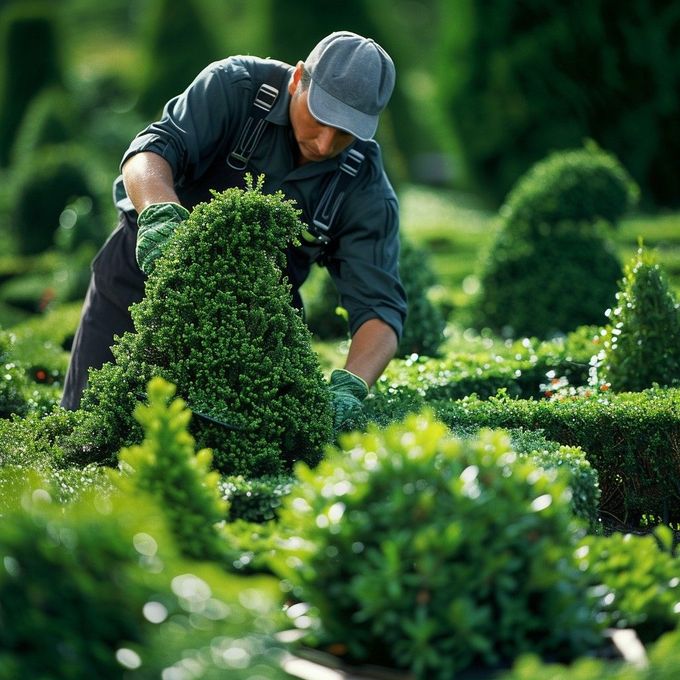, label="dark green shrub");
[397,237,446,357]
[596,246,680,392]
[0,1,62,167]
[434,388,680,525]
[439,1,680,208]
[9,145,106,254]
[474,146,637,338]
[273,412,601,679]
[474,148,636,337]
[78,180,333,475]
[577,528,680,644]
[0,472,286,679]
[114,377,228,561]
